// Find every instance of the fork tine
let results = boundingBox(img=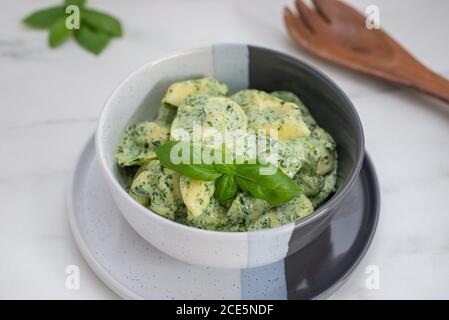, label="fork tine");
[284,8,313,45]
[295,0,327,32]
[311,0,332,23]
